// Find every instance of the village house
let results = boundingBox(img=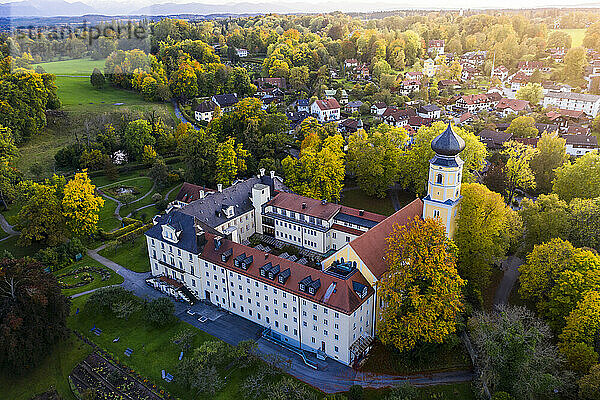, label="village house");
[546,109,587,132]
[461,65,479,81]
[381,107,411,127]
[417,104,441,119]
[399,79,421,96]
[297,99,310,113]
[478,129,513,151]
[370,102,387,116]
[194,100,216,122]
[286,110,310,132]
[171,183,215,208]
[337,118,362,134]
[455,112,475,126]
[423,58,436,77]
[491,65,509,81]
[510,72,529,92]
[495,98,531,117]
[561,134,599,156]
[427,39,445,55]
[235,48,248,58]
[543,92,600,117]
[453,94,491,113]
[517,61,549,76]
[311,98,341,123]
[212,93,239,112]
[325,89,349,105]
[345,100,363,114]
[344,59,358,69]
